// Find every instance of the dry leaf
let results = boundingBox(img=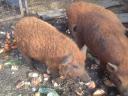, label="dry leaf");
[16,81,25,89]
[93,89,105,96]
